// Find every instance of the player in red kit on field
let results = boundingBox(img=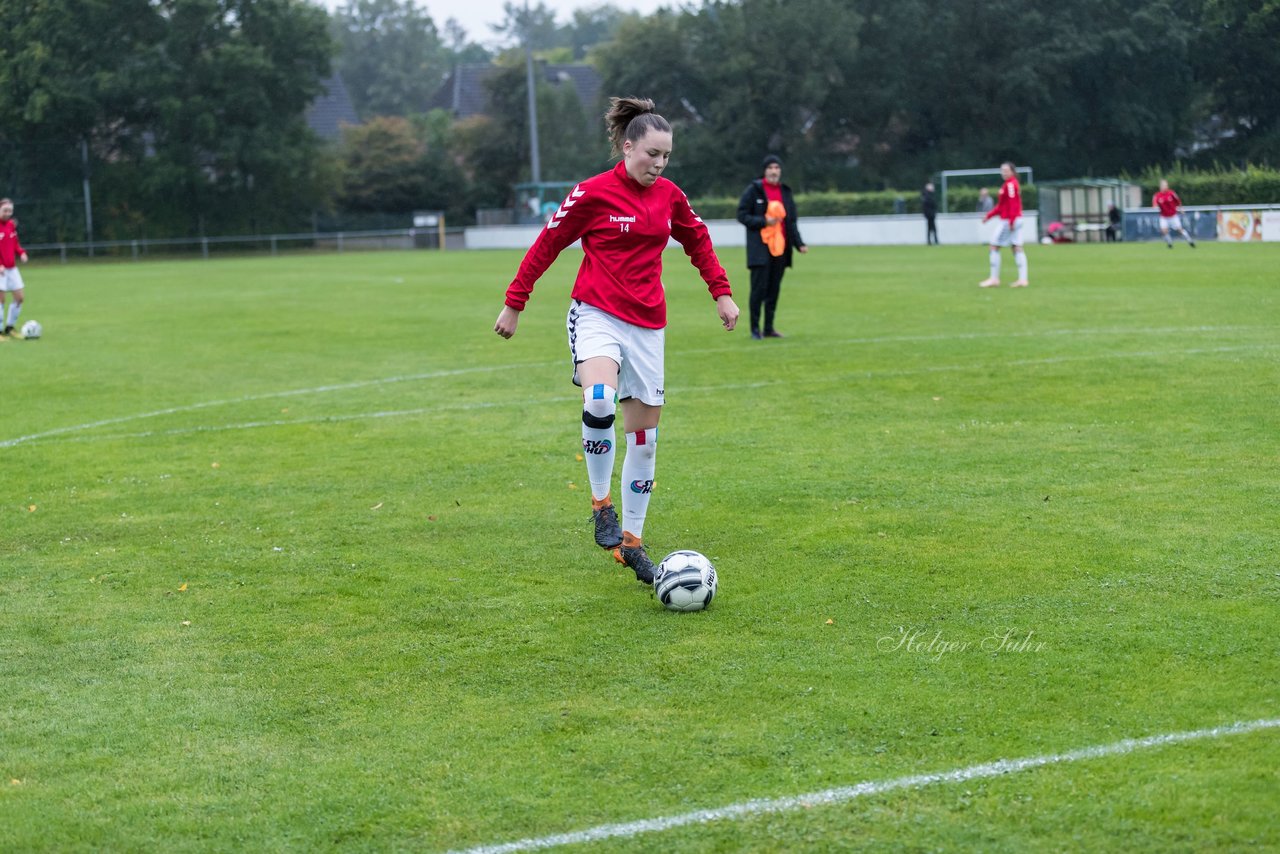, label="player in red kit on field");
[979,162,1029,288]
[494,96,739,584]
[1153,179,1195,248]
[0,199,30,338]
